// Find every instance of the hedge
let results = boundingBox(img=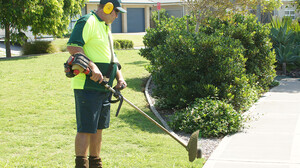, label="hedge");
[140,13,276,137]
[22,41,57,55]
[114,39,133,49]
